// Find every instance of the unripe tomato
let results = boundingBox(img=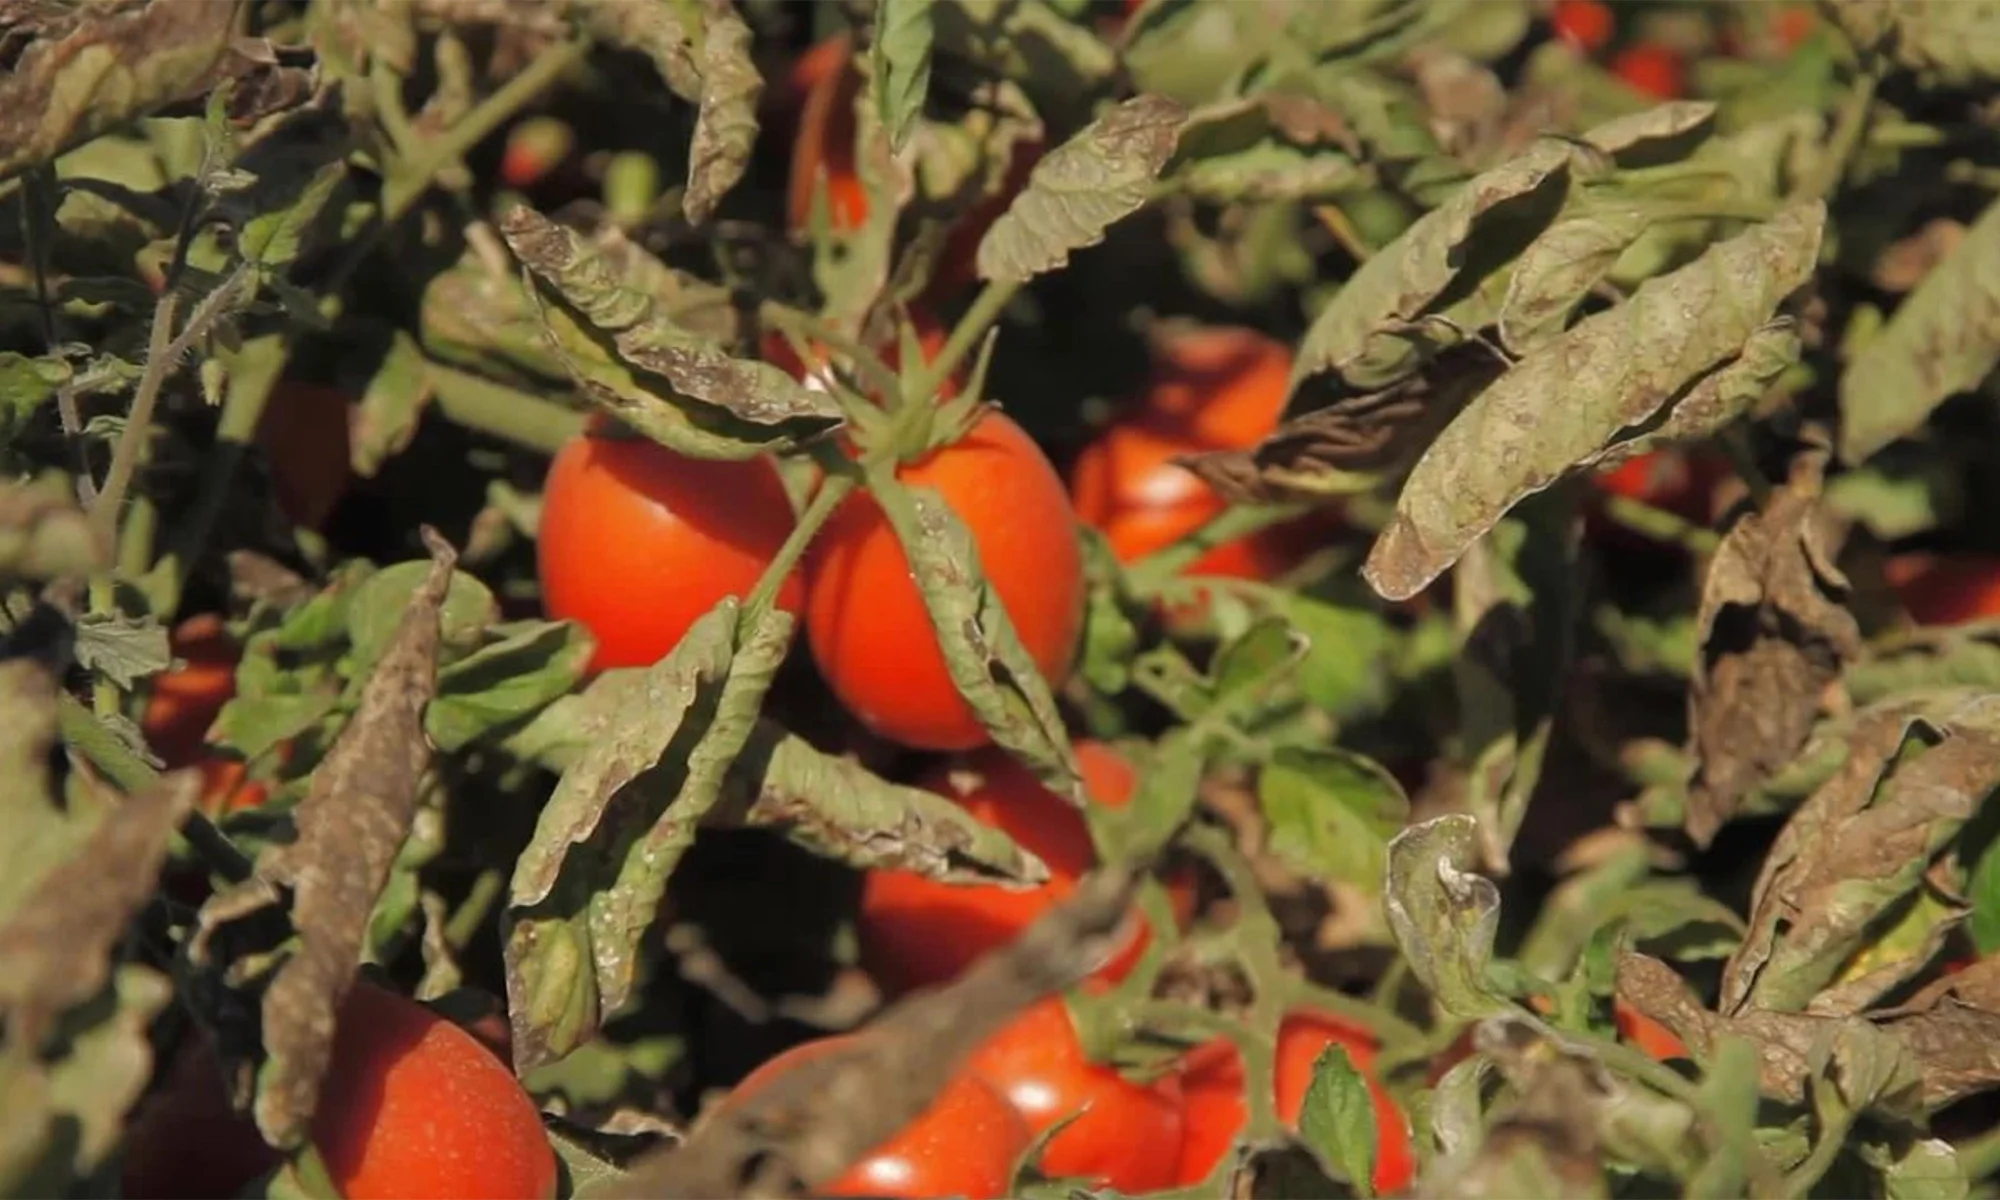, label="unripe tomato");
[123,983,555,1200]
[787,35,869,233]
[257,380,354,531]
[804,410,1085,751]
[1551,0,1614,52]
[538,420,804,672]
[1611,43,1685,101]
[1885,554,2000,626]
[857,741,1196,997]
[1176,1013,1415,1194]
[720,1034,1032,1198]
[966,996,1185,1193]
